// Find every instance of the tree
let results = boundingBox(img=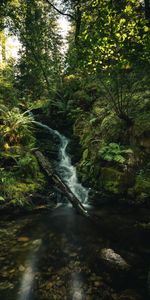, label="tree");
[4,0,62,101]
[64,0,150,125]
[46,0,84,44]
